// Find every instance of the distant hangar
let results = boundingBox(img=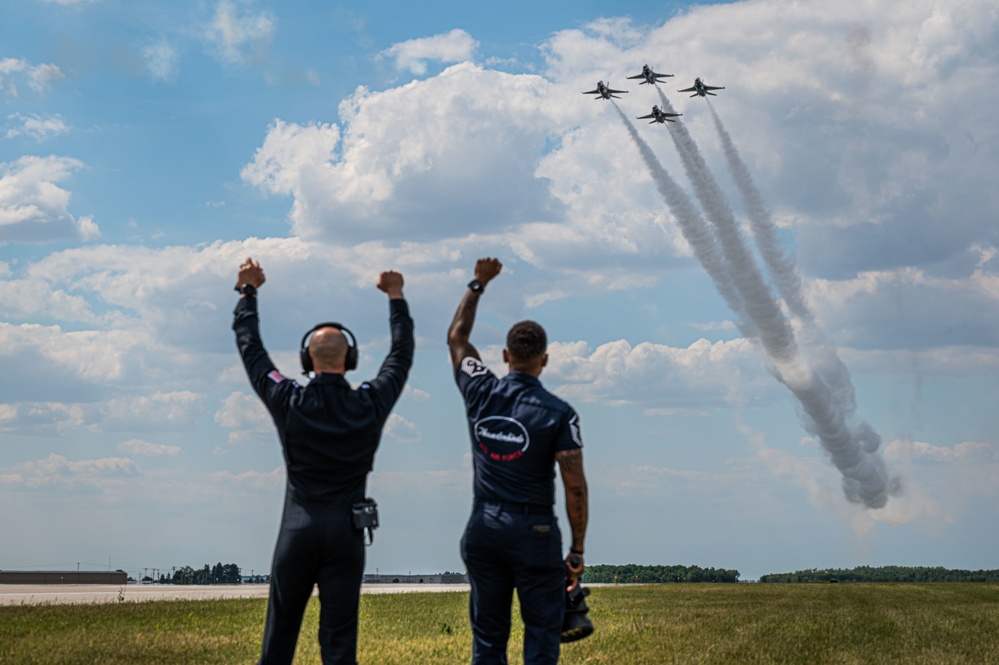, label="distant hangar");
[0,570,128,585]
